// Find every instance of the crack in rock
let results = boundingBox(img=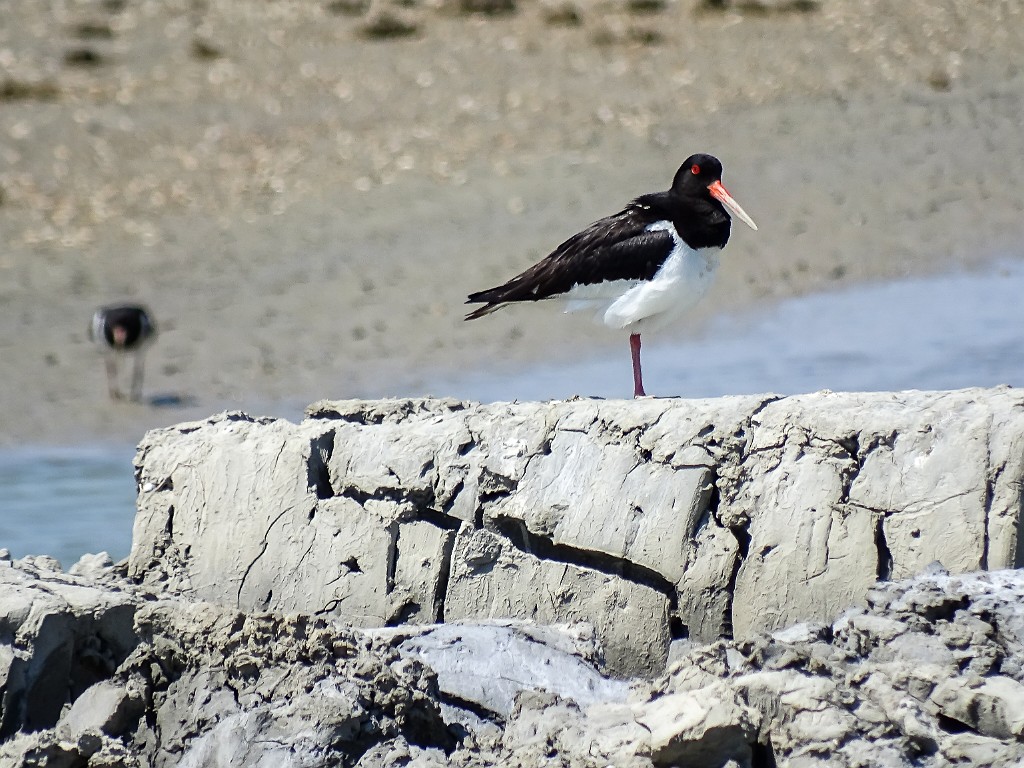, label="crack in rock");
[237,506,294,608]
[488,513,680,613]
